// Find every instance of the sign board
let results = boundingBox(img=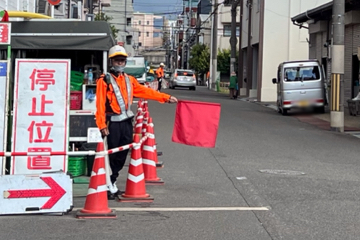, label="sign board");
[47,0,61,5]
[11,59,70,174]
[87,127,102,143]
[0,61,7,175]
[0,23,10,45]
[0,172,72,215]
